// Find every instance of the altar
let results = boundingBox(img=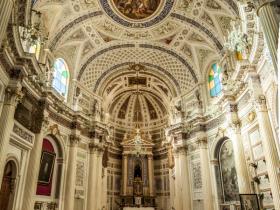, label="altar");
[120,129,156,209]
